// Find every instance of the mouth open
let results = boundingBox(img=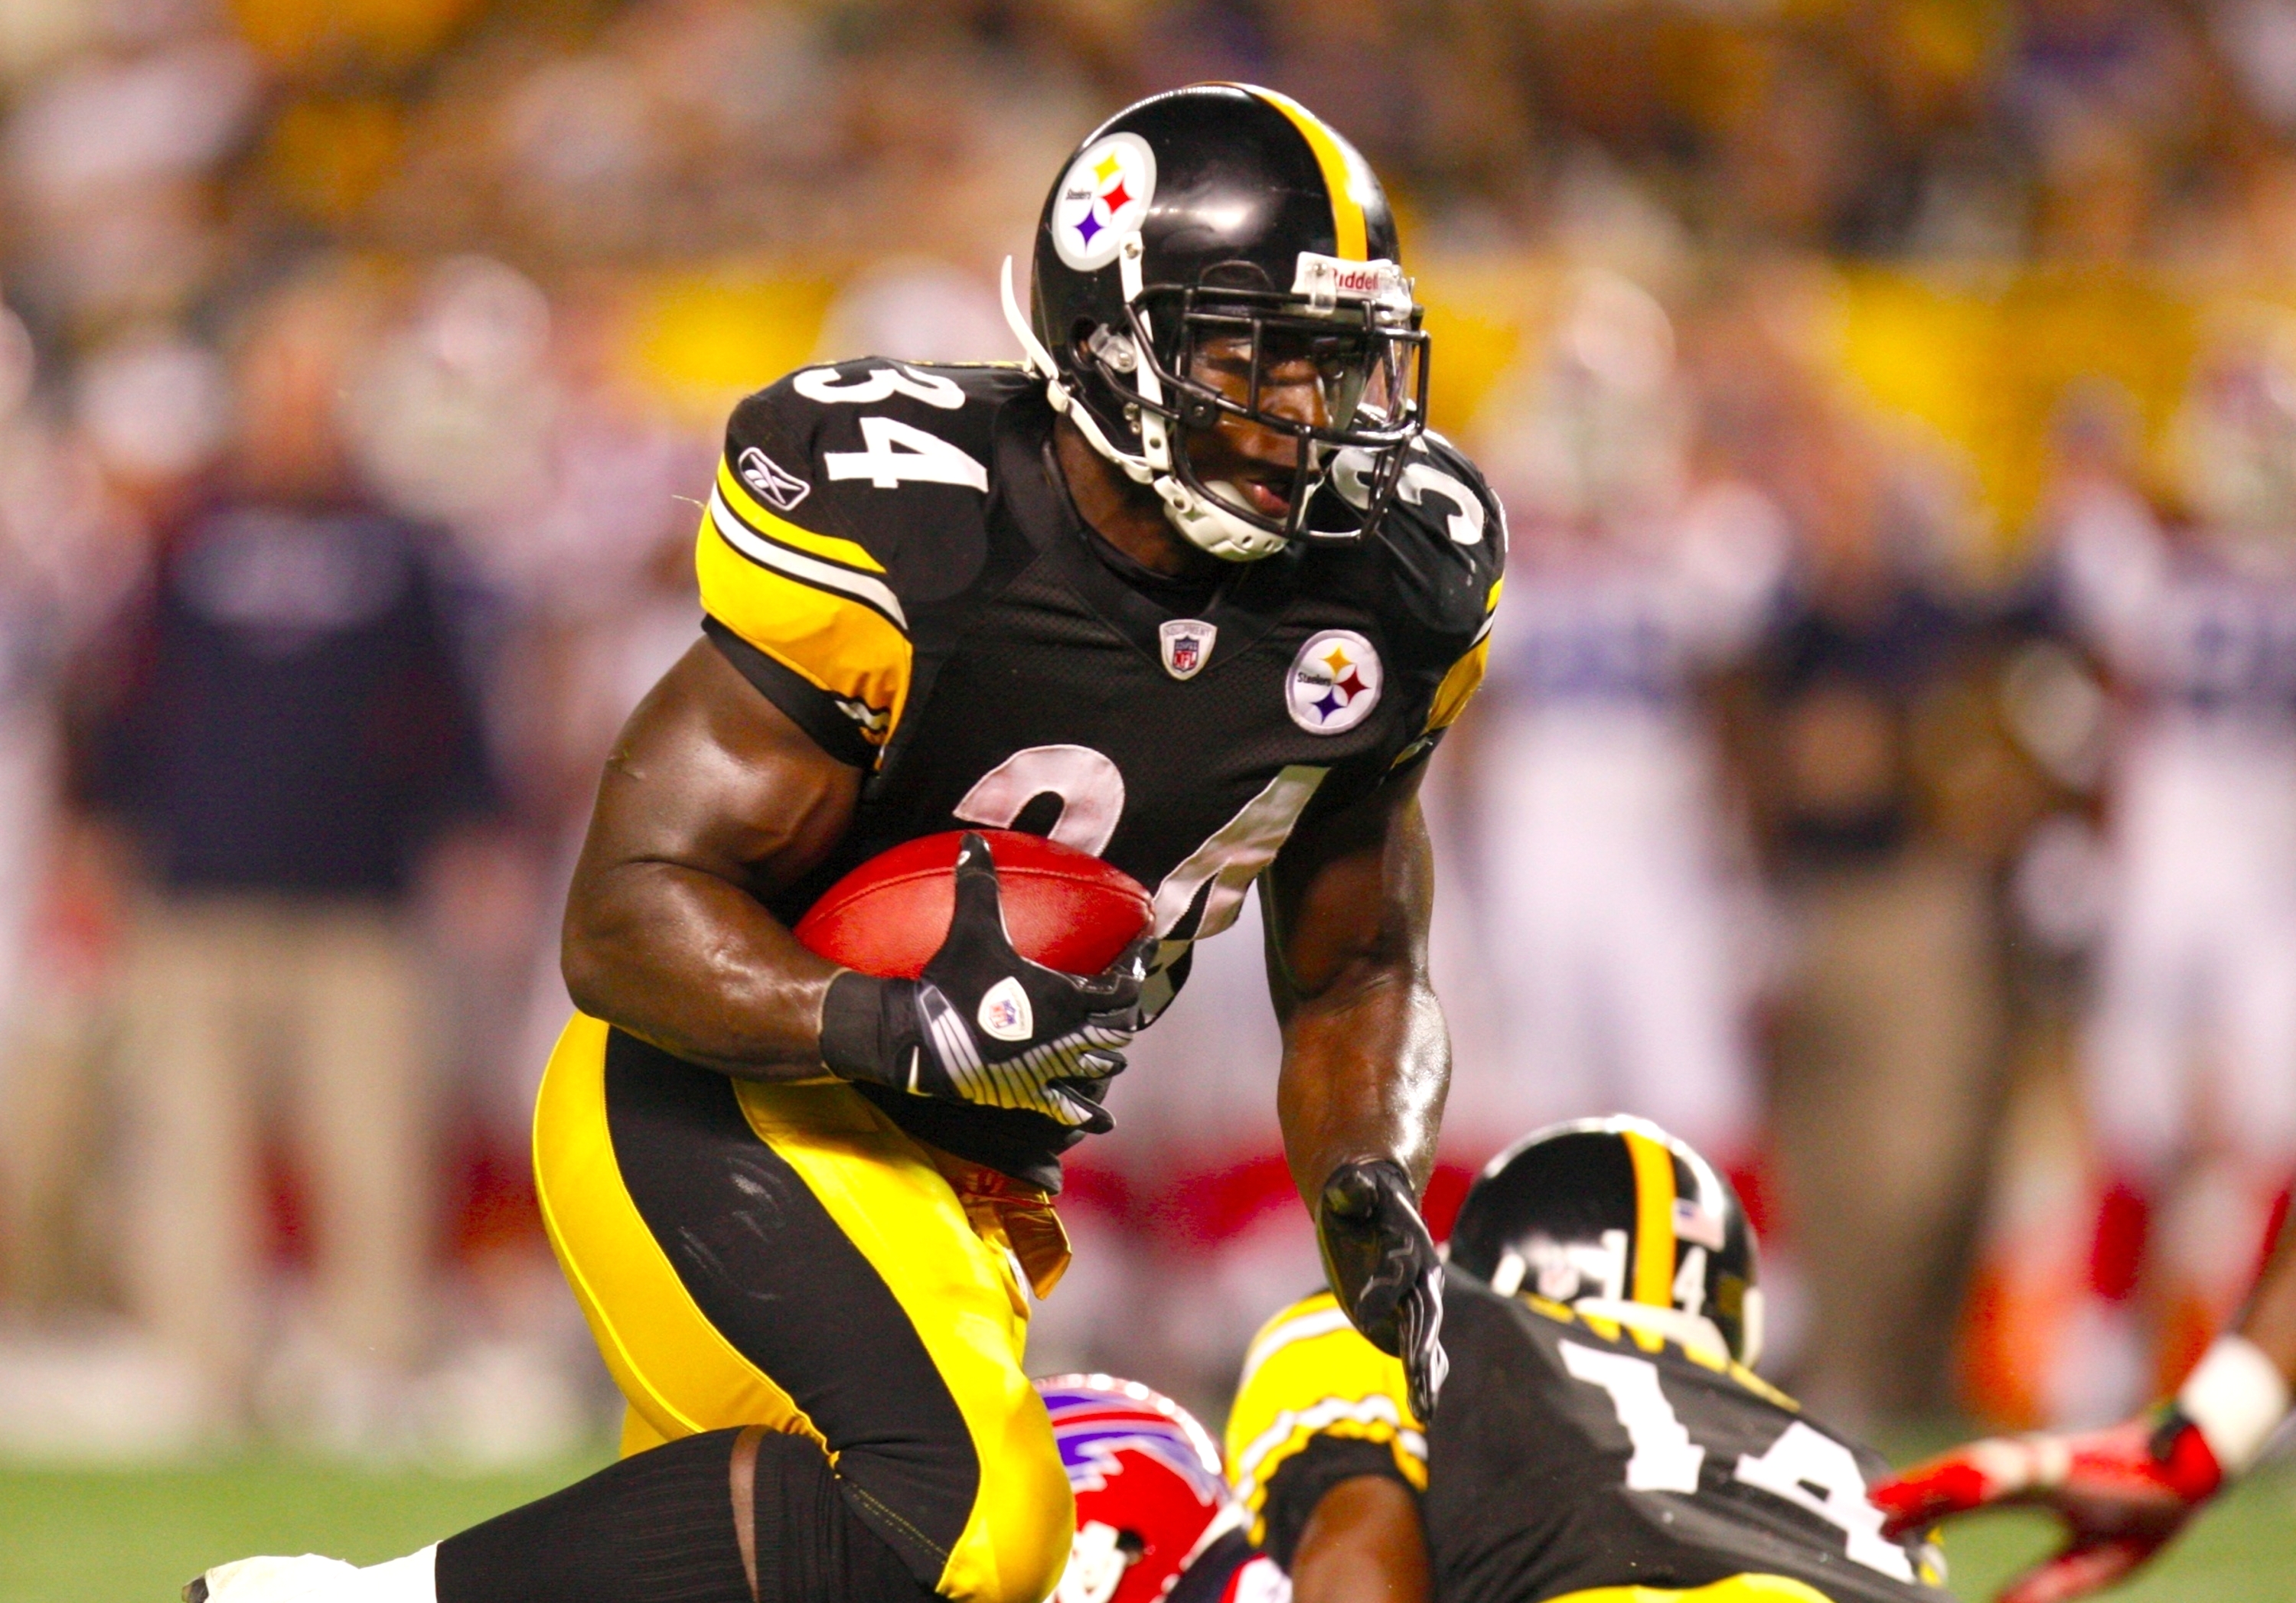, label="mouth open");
[1231,477,1291,519]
